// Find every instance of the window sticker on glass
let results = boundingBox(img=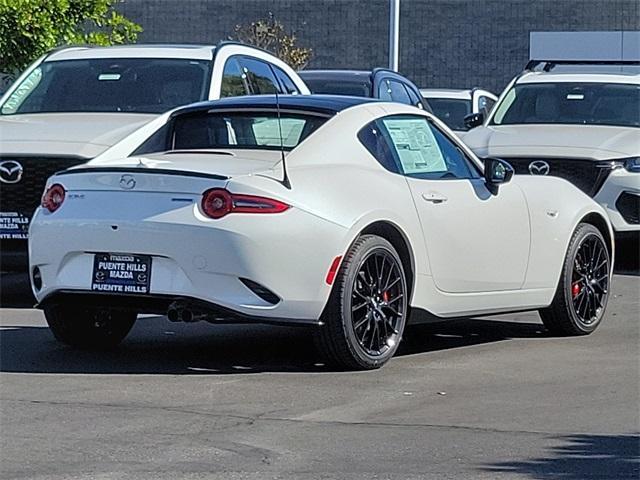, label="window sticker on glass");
[252,118,306,147]
[1,67,42,114]
[382,118,446,174]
